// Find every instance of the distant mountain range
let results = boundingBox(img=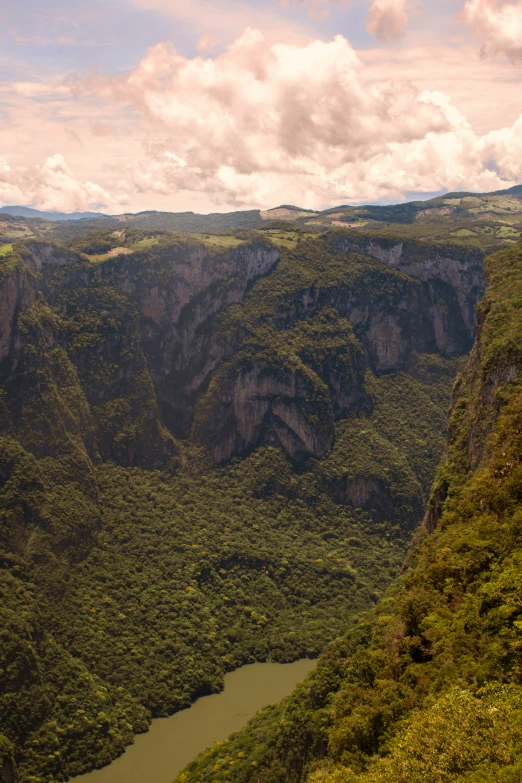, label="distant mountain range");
[0,206,106,221]
[1,183,522,240]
